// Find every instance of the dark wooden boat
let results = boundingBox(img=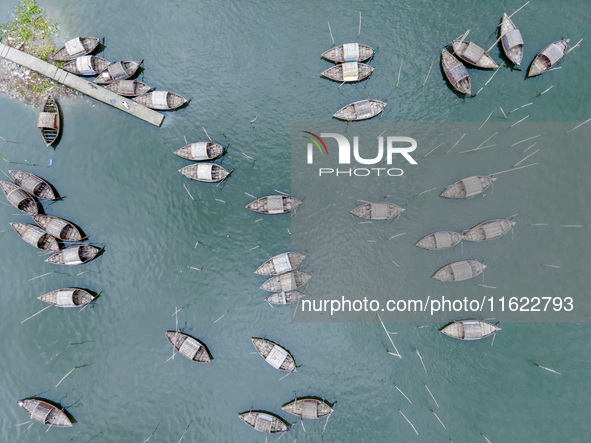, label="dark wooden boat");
[451,40,498,69]
[133,91,188,110]
[37,95,60,147]
[440,175,496,199]
[350,202,404,220]
[440,319,500,340]
[432,260,486,282]
[33,215,83,241]
[500,13,524,67]
[18,398,72,427]
[260,271,311,292]
[45,245,99,265]
[51,37,99,61]
[239,411,290,434]
[104,80,152,97]
[333,99,386,121]
[321,62,374,82]
[463,219,515,242]
[246,195,302,215]
[255,252,306,275]
[173,142,223,161]
[251,337,296,372]
[416,231,462,250]
[265,291,304,305]
[165,331,212,363]
[322,43,375,63]
[178,163,229,183]
[38,288,95,307]
[94,61,142,85]
[61,55,110,76]
[10,223,59,251]
[528,39,570,77]
[9,170,56,200]
[282,397,334,419]
[441,49,471,95]
[0,181,38,215]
